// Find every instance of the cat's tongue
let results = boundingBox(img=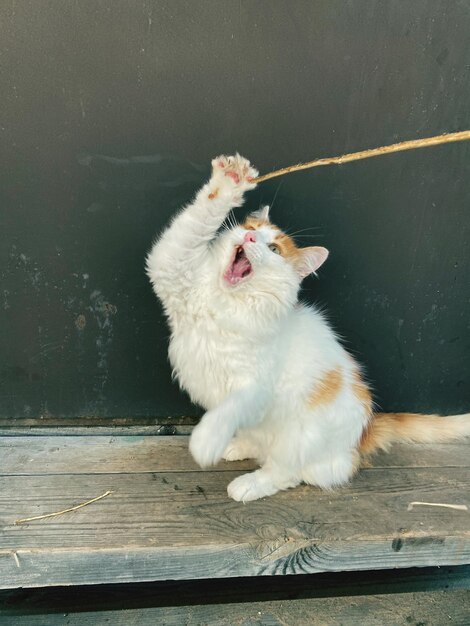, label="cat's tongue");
[224,246,252,285]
